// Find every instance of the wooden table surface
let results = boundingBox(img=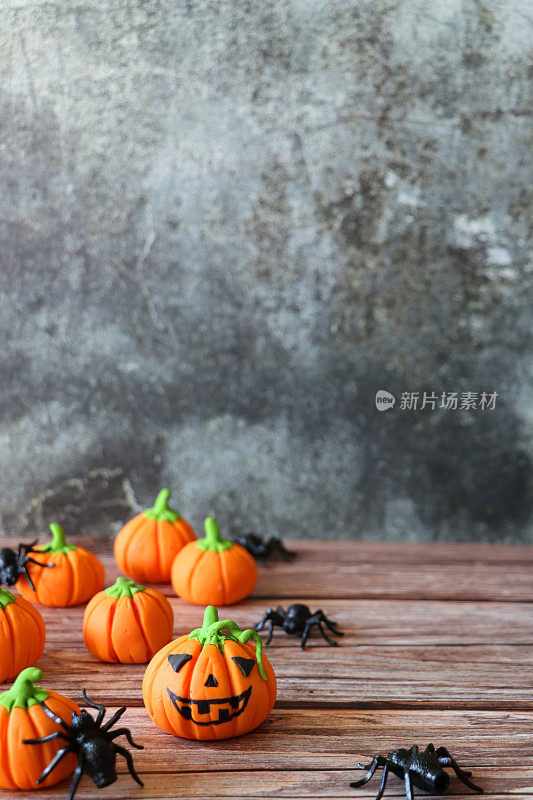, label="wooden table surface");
[1,538,532,800]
